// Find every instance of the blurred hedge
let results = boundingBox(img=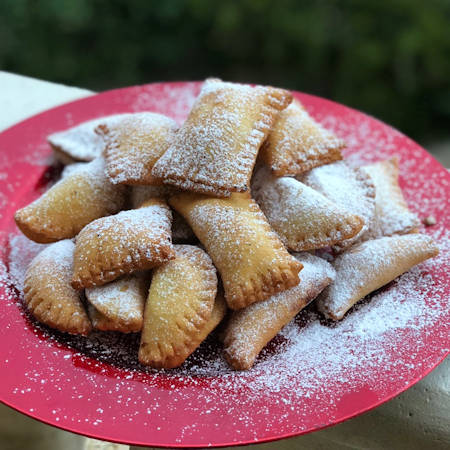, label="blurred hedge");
[1,0,449,142]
